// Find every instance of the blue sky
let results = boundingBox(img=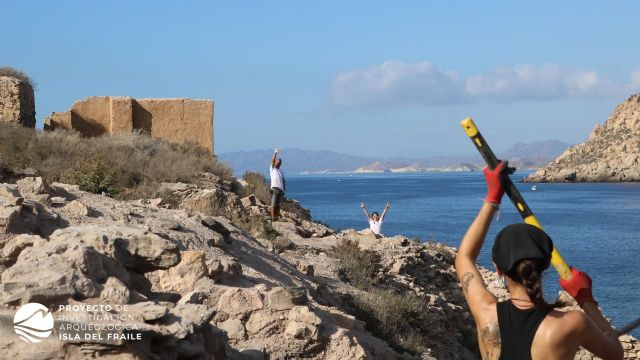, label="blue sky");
[3,1,639,157]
